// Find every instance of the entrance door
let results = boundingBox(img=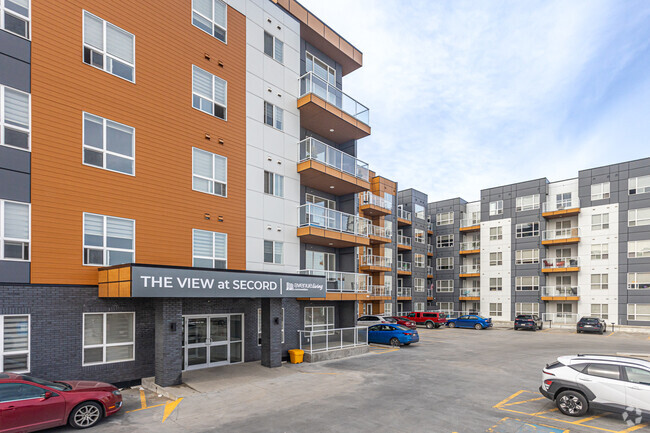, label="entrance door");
[183,314,243,371]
